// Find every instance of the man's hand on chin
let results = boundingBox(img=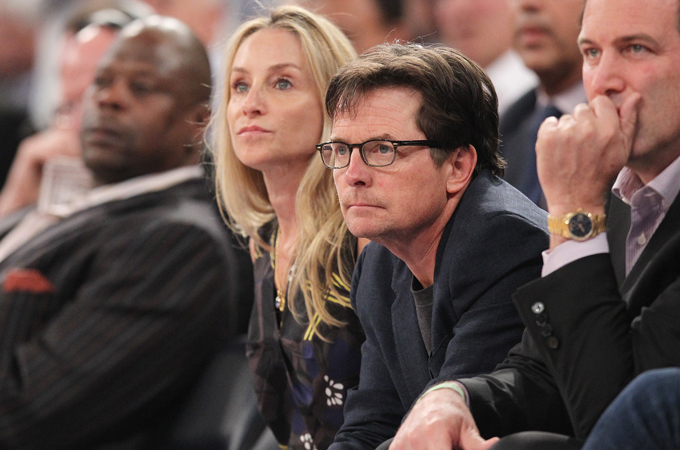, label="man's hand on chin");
[389,386,498,450]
